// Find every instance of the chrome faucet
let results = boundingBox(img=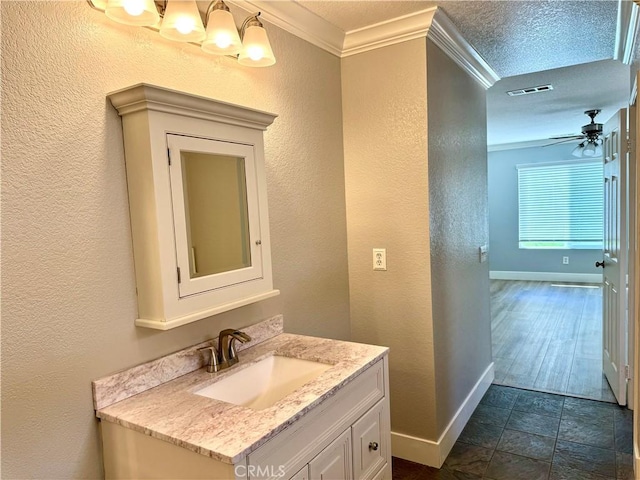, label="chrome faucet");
[199,329,251,373]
